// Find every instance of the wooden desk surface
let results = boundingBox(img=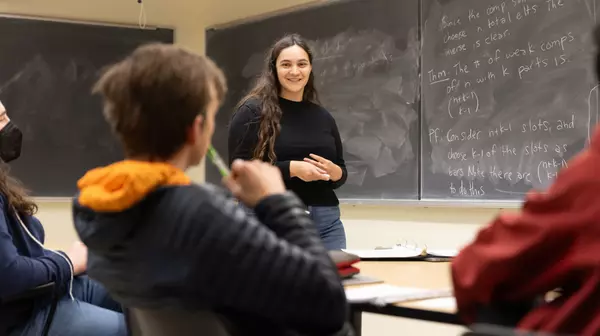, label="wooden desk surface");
[351,261,457,314]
